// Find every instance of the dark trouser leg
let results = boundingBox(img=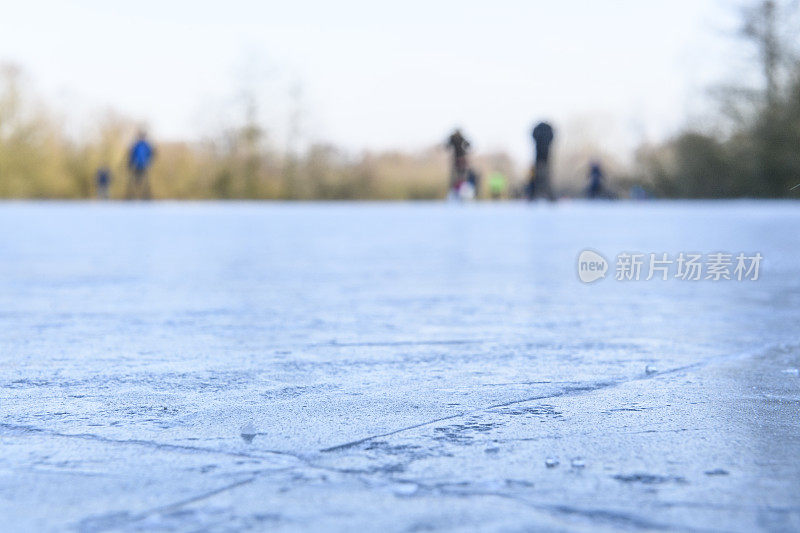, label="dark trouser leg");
[535,160,555,201]
[526,165,536,201]
[127,169,151,200]
[451,156,467,190]
[450,166,459,190]
[141,174,152,200]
